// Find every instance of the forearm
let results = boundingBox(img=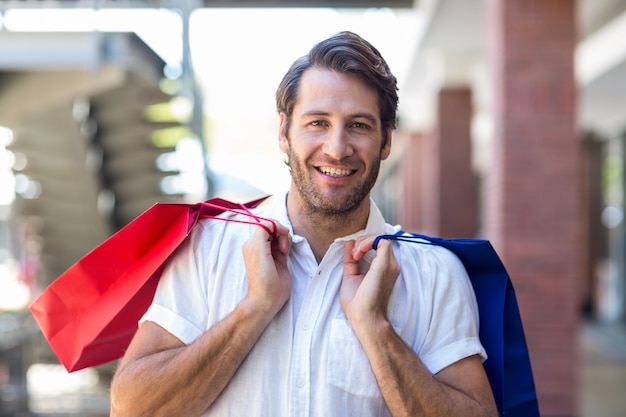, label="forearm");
[110,299,274,417]
[353,319,496,417]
